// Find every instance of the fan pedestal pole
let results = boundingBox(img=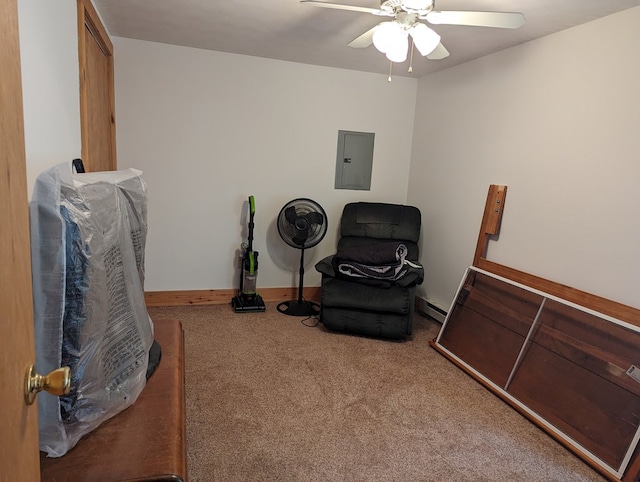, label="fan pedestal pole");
[277,247,320,317]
